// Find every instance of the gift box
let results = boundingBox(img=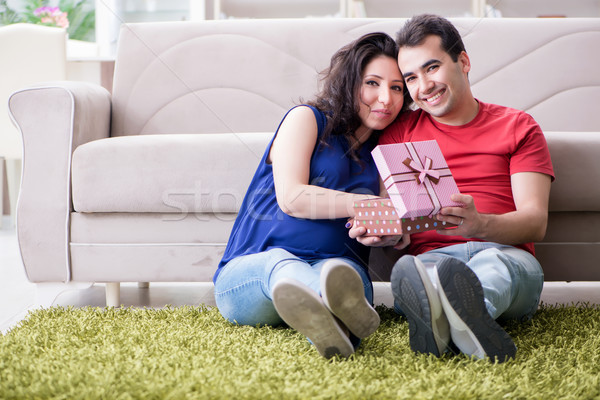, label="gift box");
[354,140,461,236]
[354,199,402,236]
[354,199,453,236]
